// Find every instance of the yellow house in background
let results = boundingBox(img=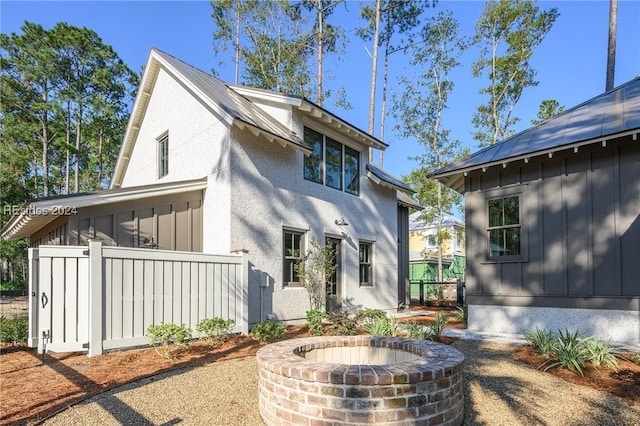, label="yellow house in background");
[409,210,465,284]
